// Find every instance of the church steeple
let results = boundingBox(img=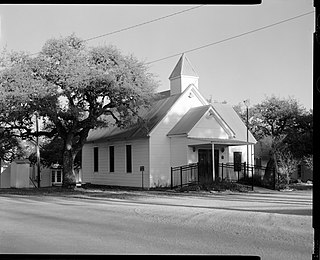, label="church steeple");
[169,53,199,95]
